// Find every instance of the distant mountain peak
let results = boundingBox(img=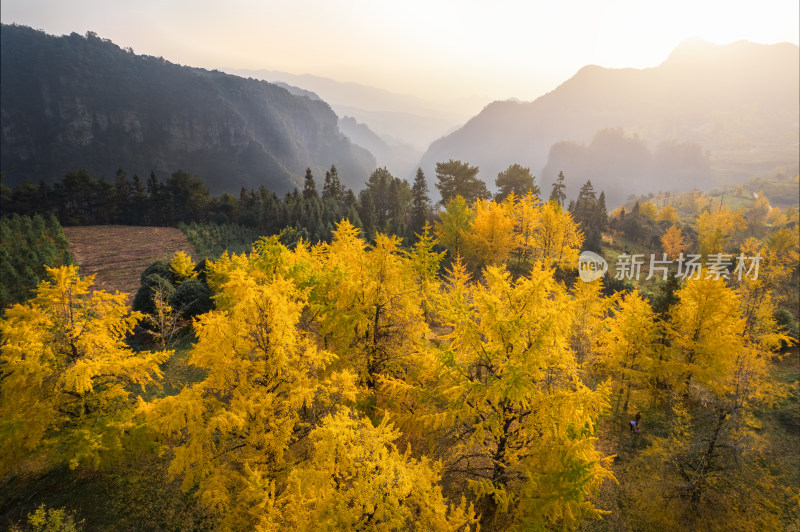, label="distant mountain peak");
[417,38,799,207]
[670,36,715,54]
